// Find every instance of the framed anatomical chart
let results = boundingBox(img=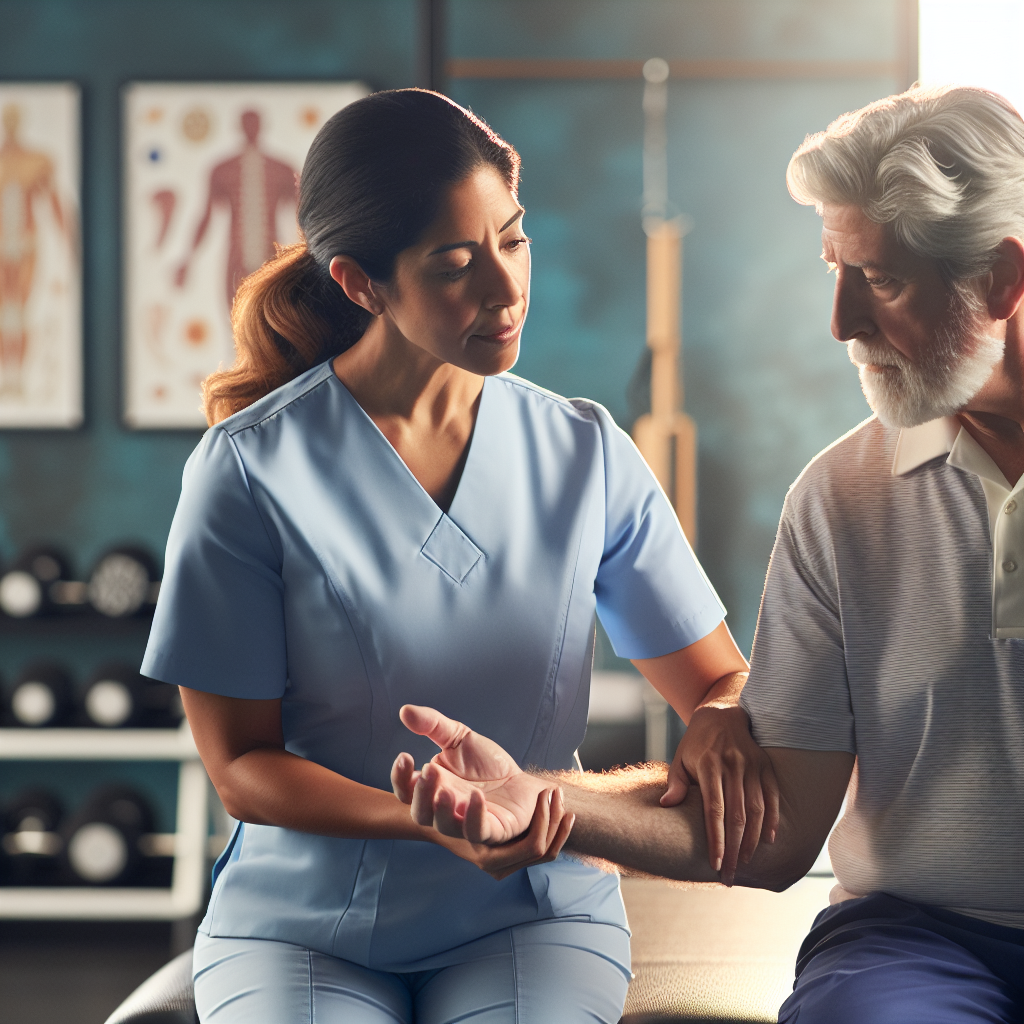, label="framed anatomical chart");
[0,83,81,428]
[123,81,368,429]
